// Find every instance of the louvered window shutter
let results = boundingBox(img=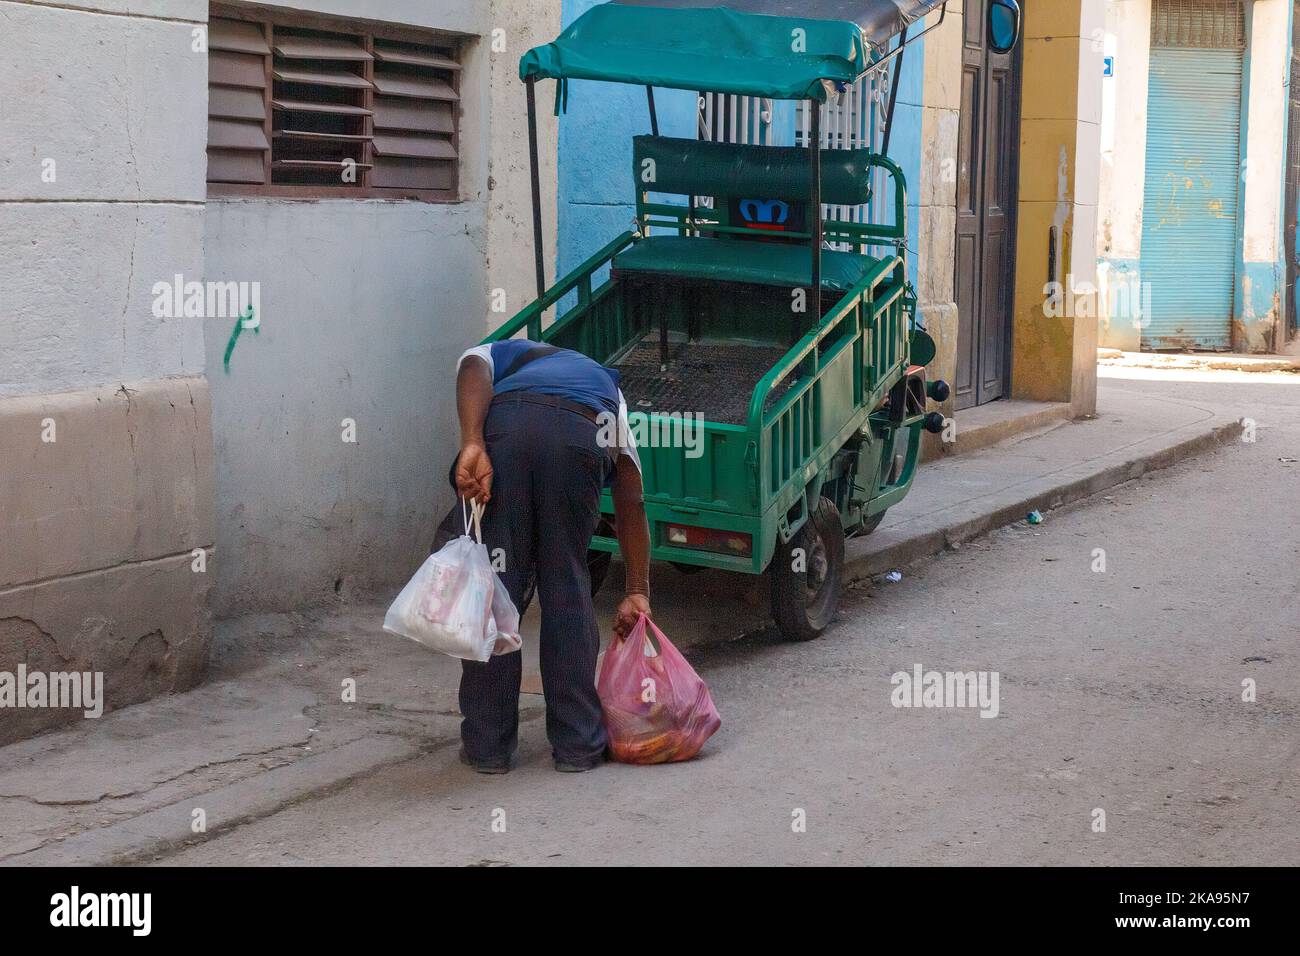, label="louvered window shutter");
[371,39,460,191]
[208,17,271,184]
[207,8,461,200]
[270,28,373,187]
